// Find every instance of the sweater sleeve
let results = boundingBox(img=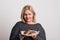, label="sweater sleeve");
[36,24,46,40]
[9,22,20,40]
